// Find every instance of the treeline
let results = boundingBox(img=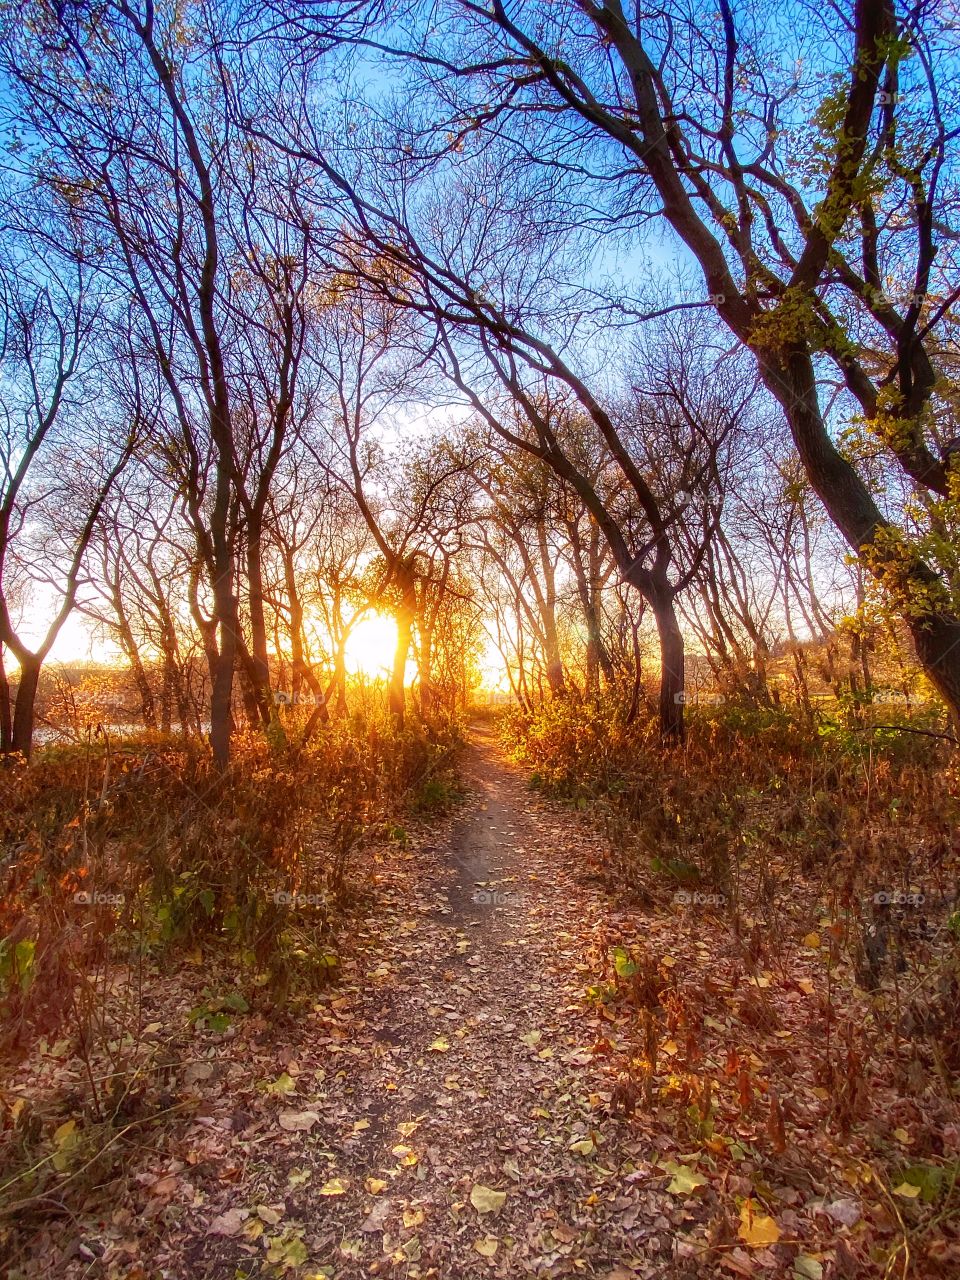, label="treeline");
[0,0,957,761]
